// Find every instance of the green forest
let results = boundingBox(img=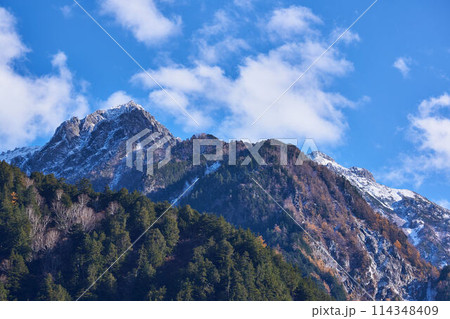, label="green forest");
[0,161,332,301]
